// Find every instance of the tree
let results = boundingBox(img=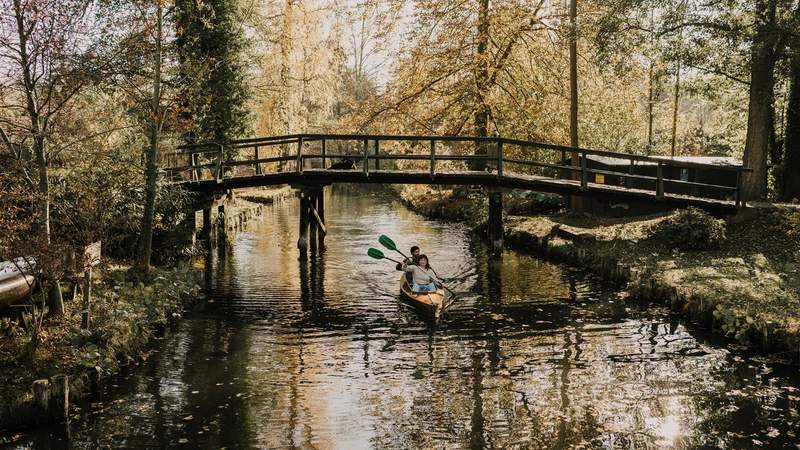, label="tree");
[104,0,185,273]
[740,0,783,200]
[357,1,554,143]
[783,44,800,199]
[175,0,251,145]
[0,0,109,315]
[136,0,168,273]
